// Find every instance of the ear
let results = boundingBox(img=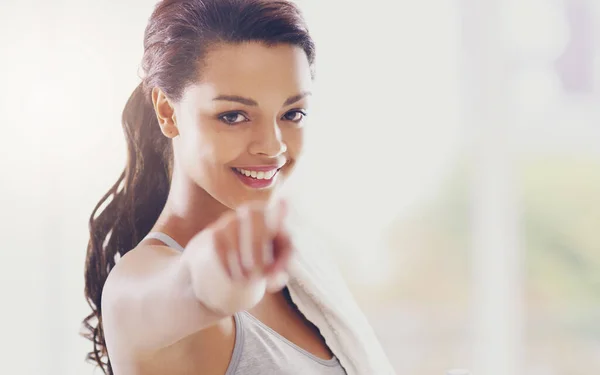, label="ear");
[151,87,179,138]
